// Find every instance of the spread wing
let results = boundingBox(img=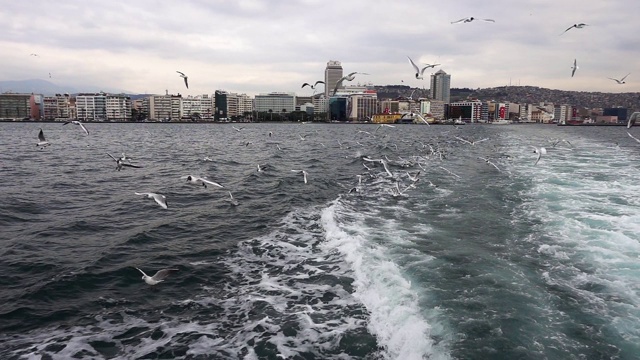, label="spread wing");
[201,178,224,188]
[38,128,46,142]
[301,82,311,88]
[451,18,468,24]
[78,122,89,136]
[313,80,325,87]
[620,73,631,82]
[151,268,178,281]
[407,56,419,73]
[106,152,118,162]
